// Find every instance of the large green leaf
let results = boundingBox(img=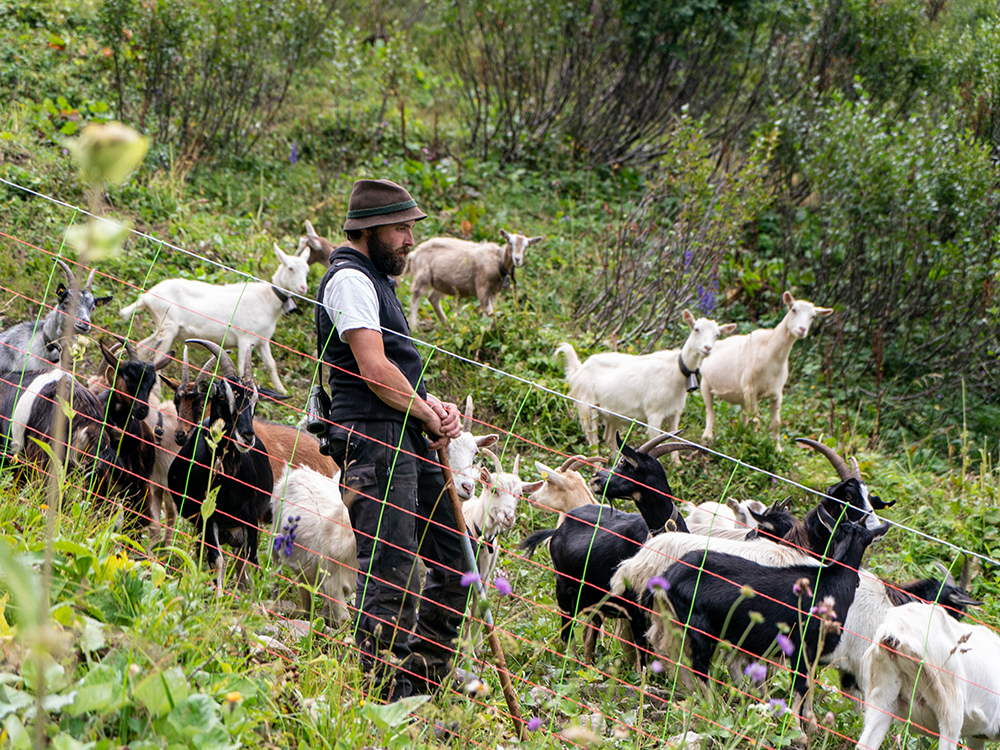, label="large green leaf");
[134,667,189,719]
